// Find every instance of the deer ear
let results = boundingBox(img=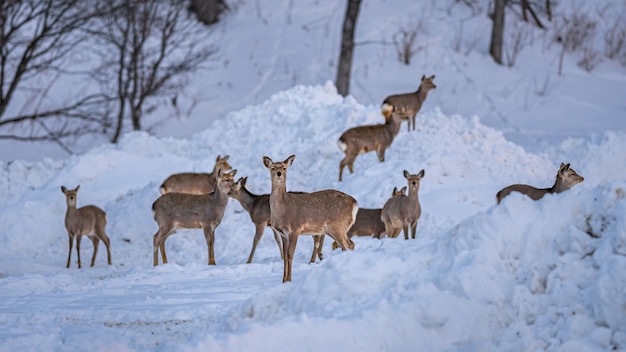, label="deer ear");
[418,169,425,178]
[223,155,229,160]
[401,186,407,193]
[229,169,237,177]
[216,155,221,161]
[263,156,273,168]
[242,176,248,186]
[61,186,68,194]
[429,75,435,80]
[75,185,80,192]
[285,155,296,167]
[403,170,410,179]
[421,74,425,81]
[218,169,224,177]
